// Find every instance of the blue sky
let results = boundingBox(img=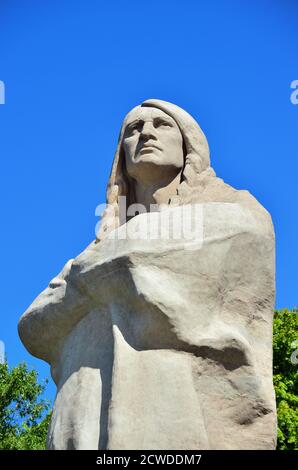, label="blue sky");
[0,0,297,403]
